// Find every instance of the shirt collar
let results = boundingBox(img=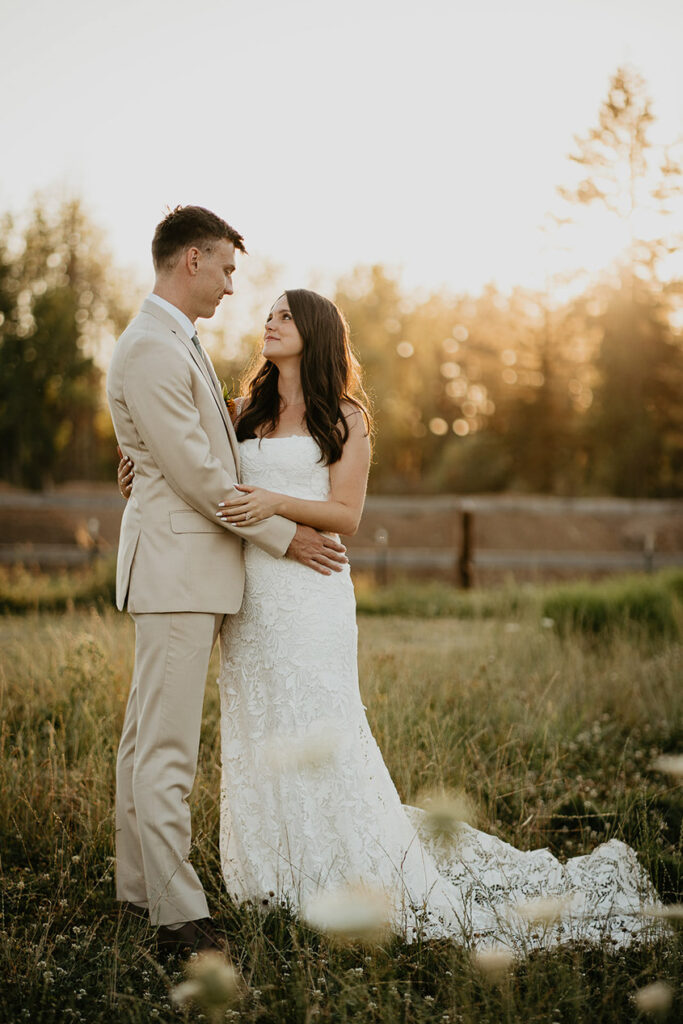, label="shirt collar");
[147,293,196,341]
